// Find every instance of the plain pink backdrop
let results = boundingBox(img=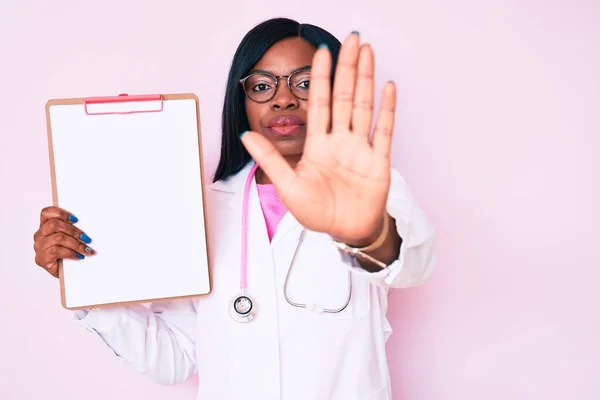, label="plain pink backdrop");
[1,0,599,399]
